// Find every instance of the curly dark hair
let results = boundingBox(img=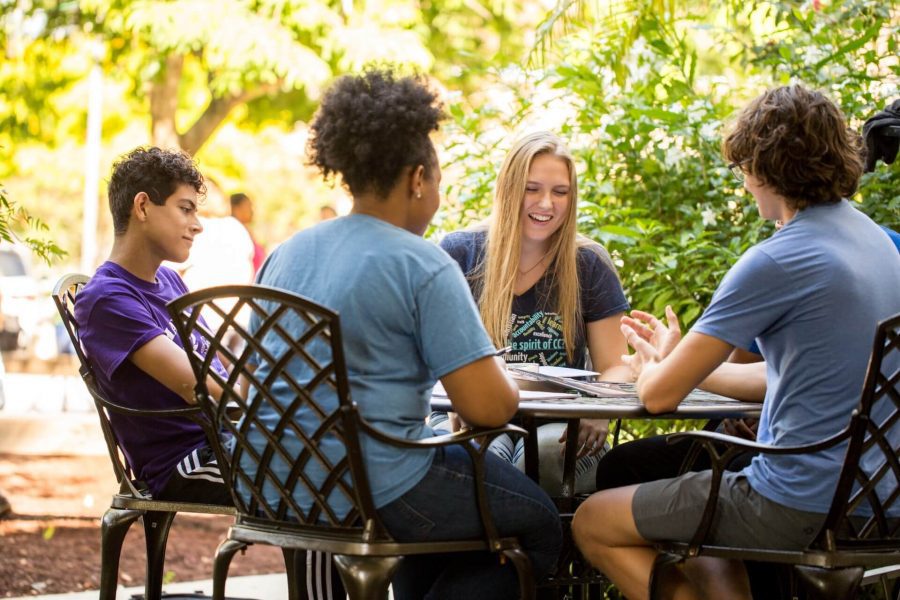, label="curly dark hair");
[723,85,863,211]
[108,147,206,235]
[307,68,445,198]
